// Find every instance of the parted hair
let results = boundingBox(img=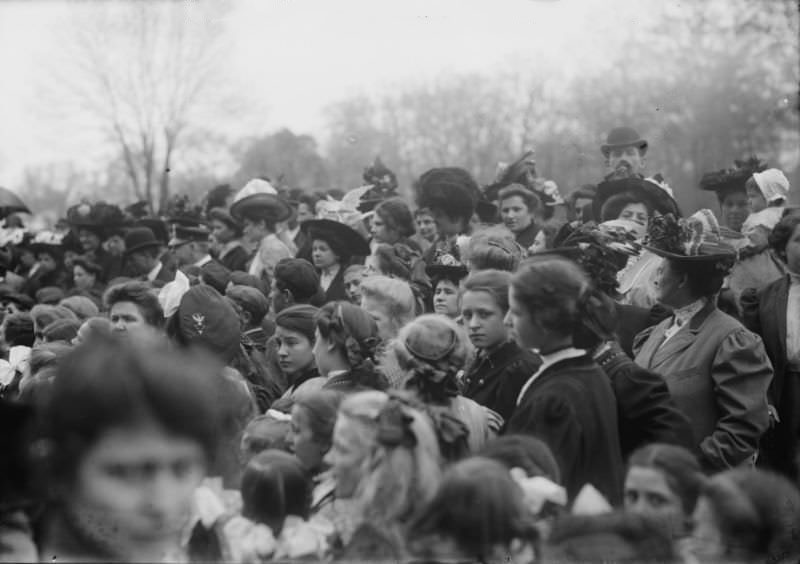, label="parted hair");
[600,191,654,223]
[375,197,416,239]
[462,269,512,313]
[627,443,703,515]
